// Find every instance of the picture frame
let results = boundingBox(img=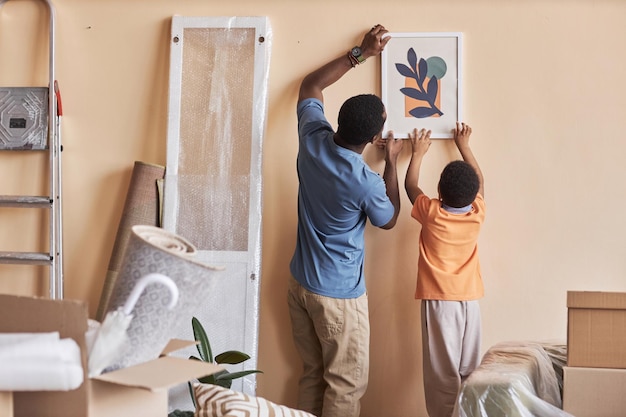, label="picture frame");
[381,32,462,139]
